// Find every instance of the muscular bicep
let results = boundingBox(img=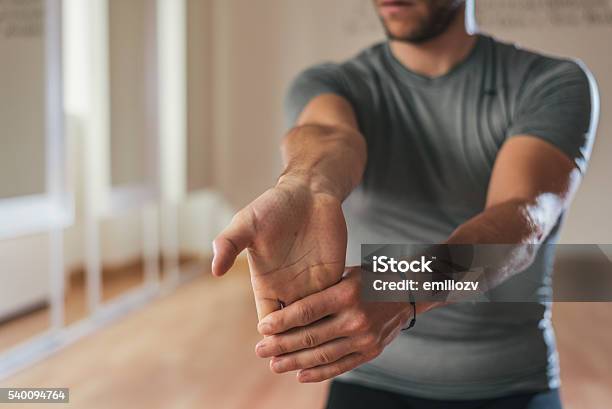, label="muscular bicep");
[486,135,582,232]
[295,93,359,133]
[282,93,365,168]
